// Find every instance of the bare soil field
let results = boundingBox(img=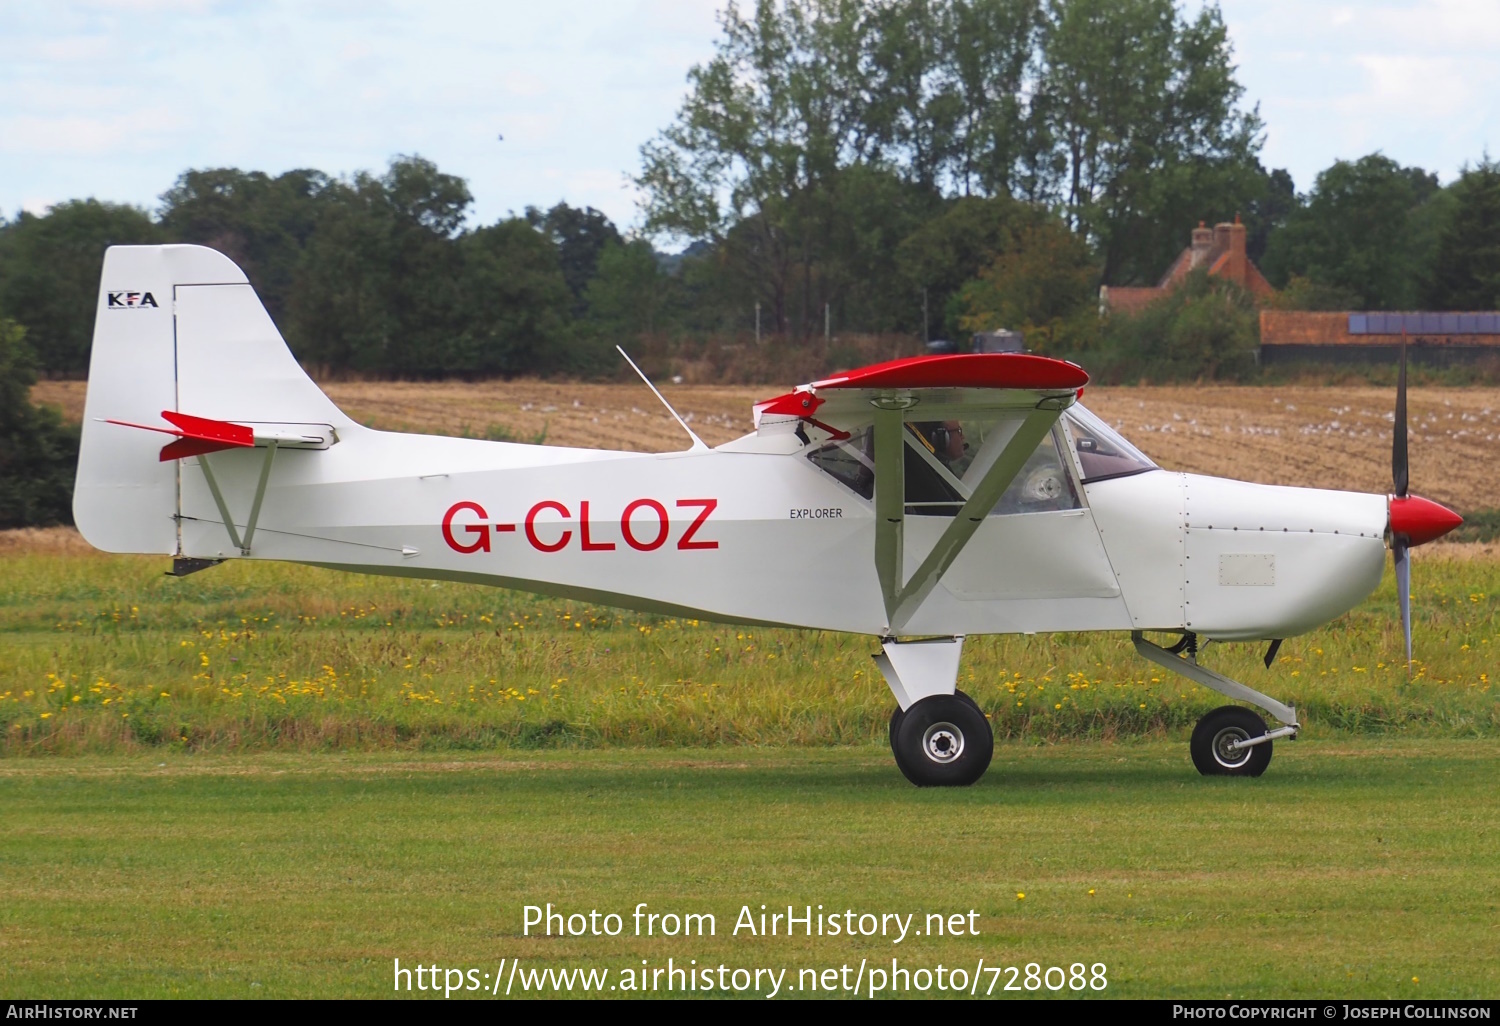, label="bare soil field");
[33,378,1500,511]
